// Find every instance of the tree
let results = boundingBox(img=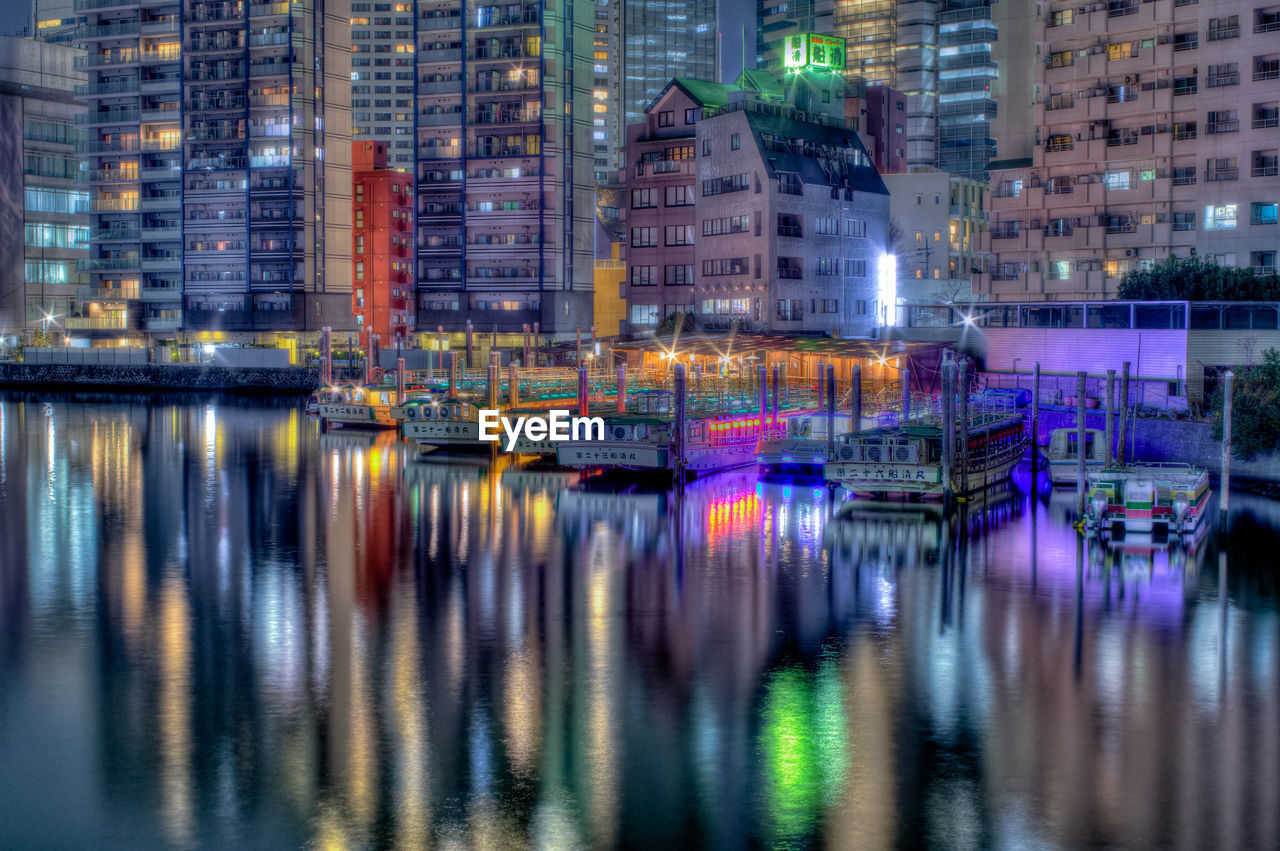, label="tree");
[1117,255,1280,301]
[1210,347,1280,459]
[658,311,695,335]
[886,218,904,257]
